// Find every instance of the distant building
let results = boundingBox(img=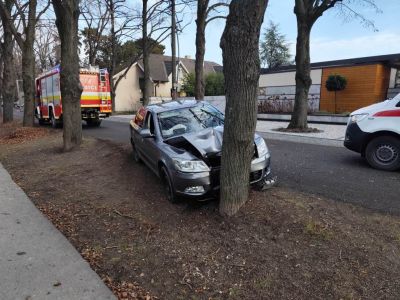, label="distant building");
[113,54,221,112]
[259,54,400,114]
